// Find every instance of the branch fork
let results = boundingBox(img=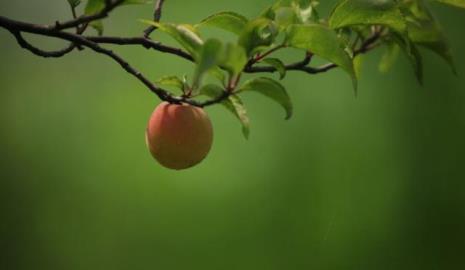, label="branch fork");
[0,0,383,107]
